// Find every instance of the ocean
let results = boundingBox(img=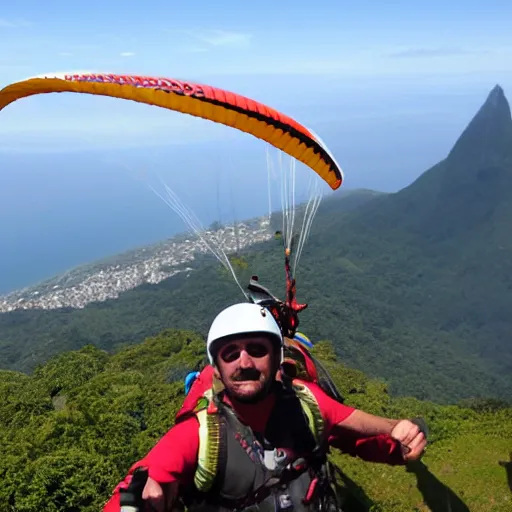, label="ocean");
[0,141,315,294]
[0,86,489,294]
